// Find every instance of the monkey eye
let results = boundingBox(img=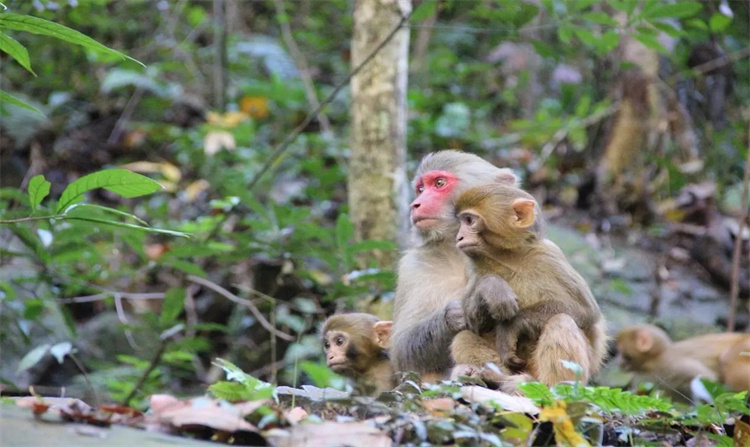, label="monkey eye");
[324,341,330,349]
[461,214,474,225]
[435,178,446,188]
[335,336,344,346]
[416,183,425,194]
